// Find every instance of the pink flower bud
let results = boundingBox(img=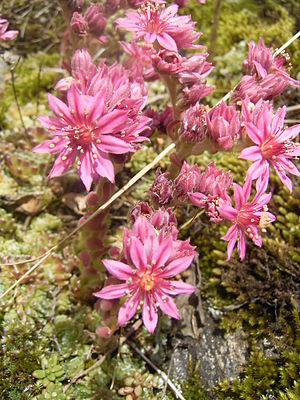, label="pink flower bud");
[152,50,183,75]
[180,104,207,143]
[206,101,241,150]
[174,162,201,200]
[149,168,173,206]
[70,12,88,37]
[85,4,106,37]
[96,326,111,338]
